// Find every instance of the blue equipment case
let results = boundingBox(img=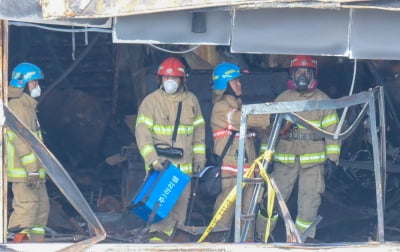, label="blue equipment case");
[130,163,190,223]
